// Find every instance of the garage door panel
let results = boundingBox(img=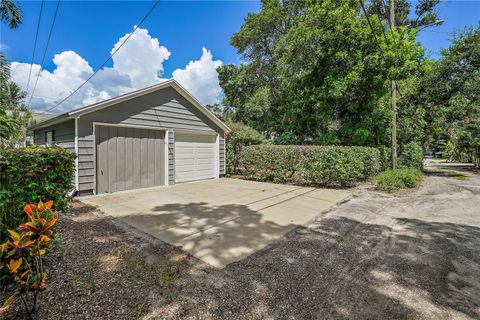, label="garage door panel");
[196,163,213,173]
[196,158,214,165]
[175,151,195,158]
[108,127,117,192]
[175,133,216,183]
[175,158,195,166]
[97,126,165,194]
